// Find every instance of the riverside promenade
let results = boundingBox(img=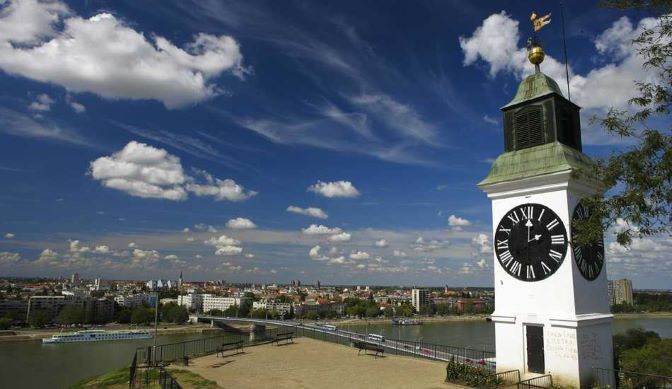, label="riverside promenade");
[180,337,465,389]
